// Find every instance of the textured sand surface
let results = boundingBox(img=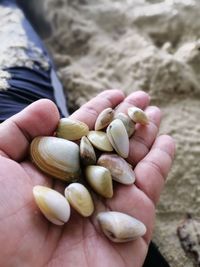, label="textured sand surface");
[45,0,200,266]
